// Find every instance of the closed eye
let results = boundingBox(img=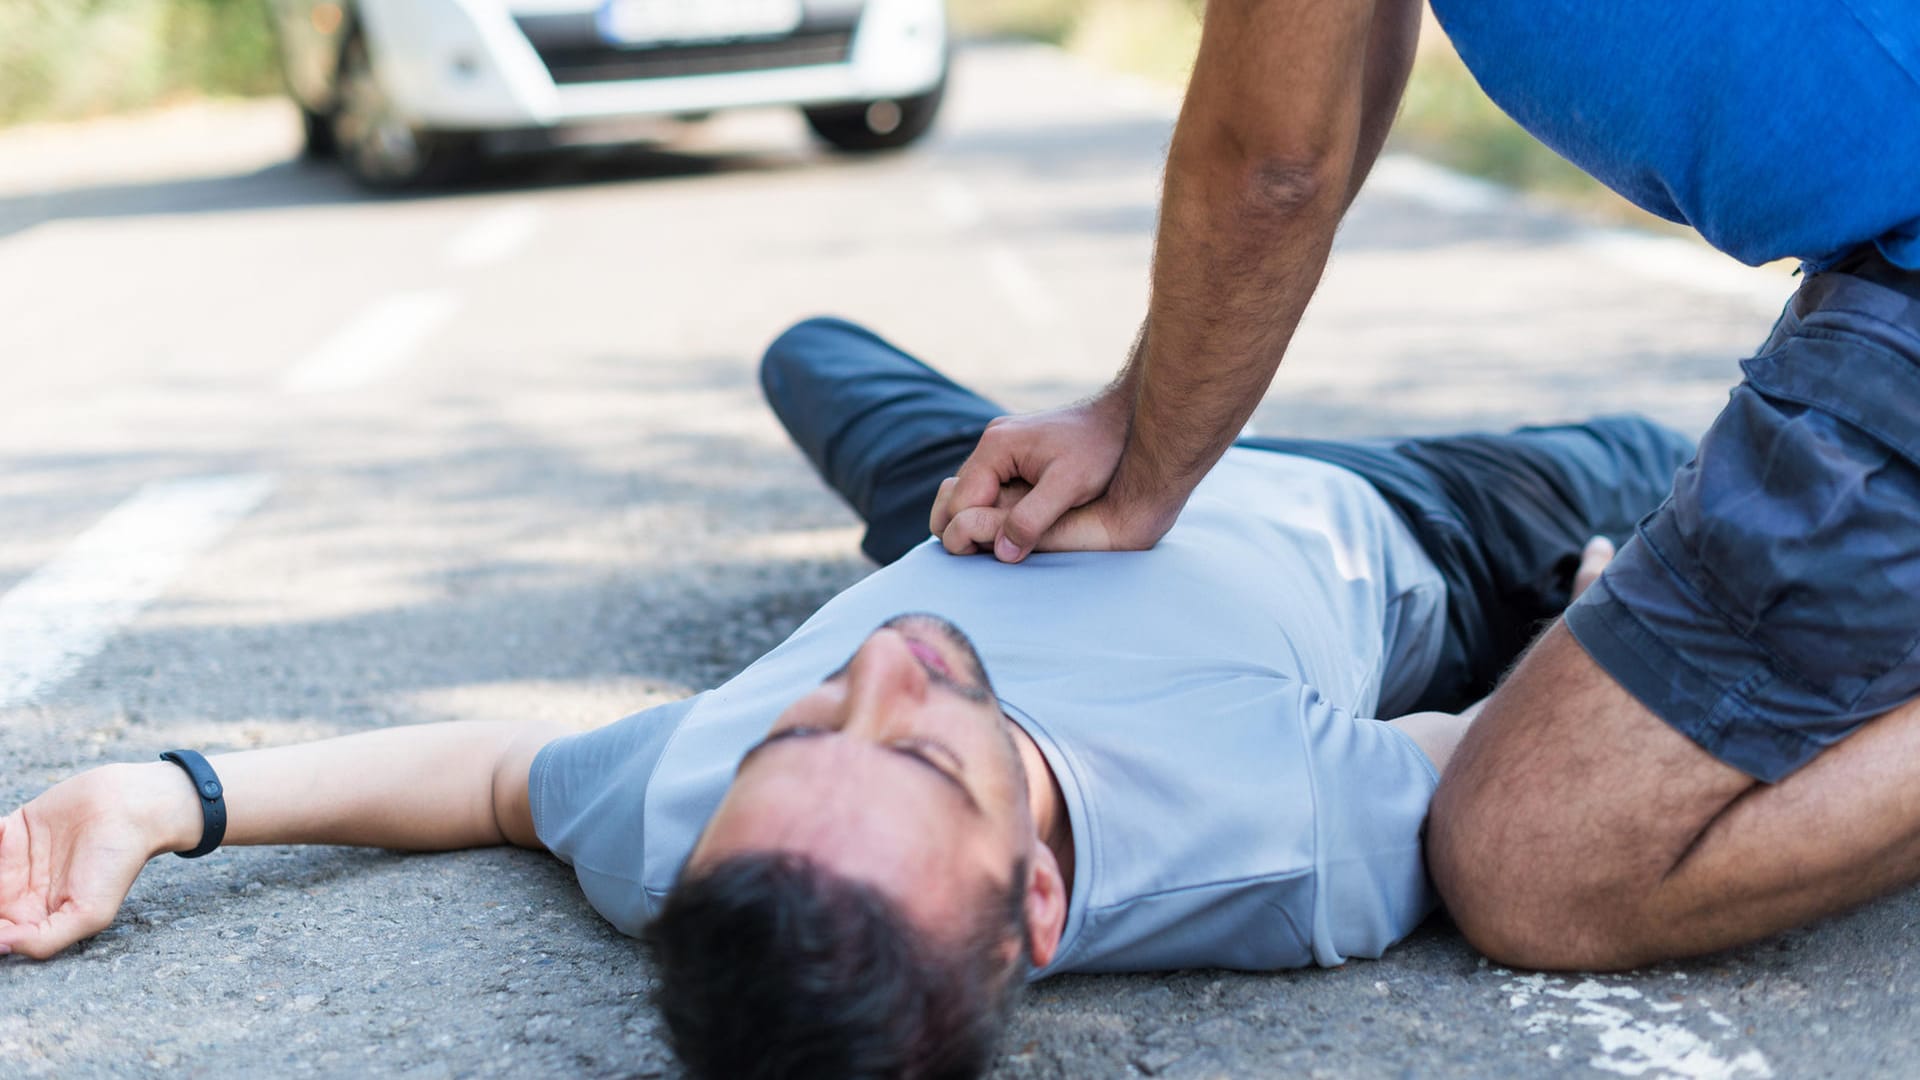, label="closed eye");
[891,736,965,778]
[736,727,979,814]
